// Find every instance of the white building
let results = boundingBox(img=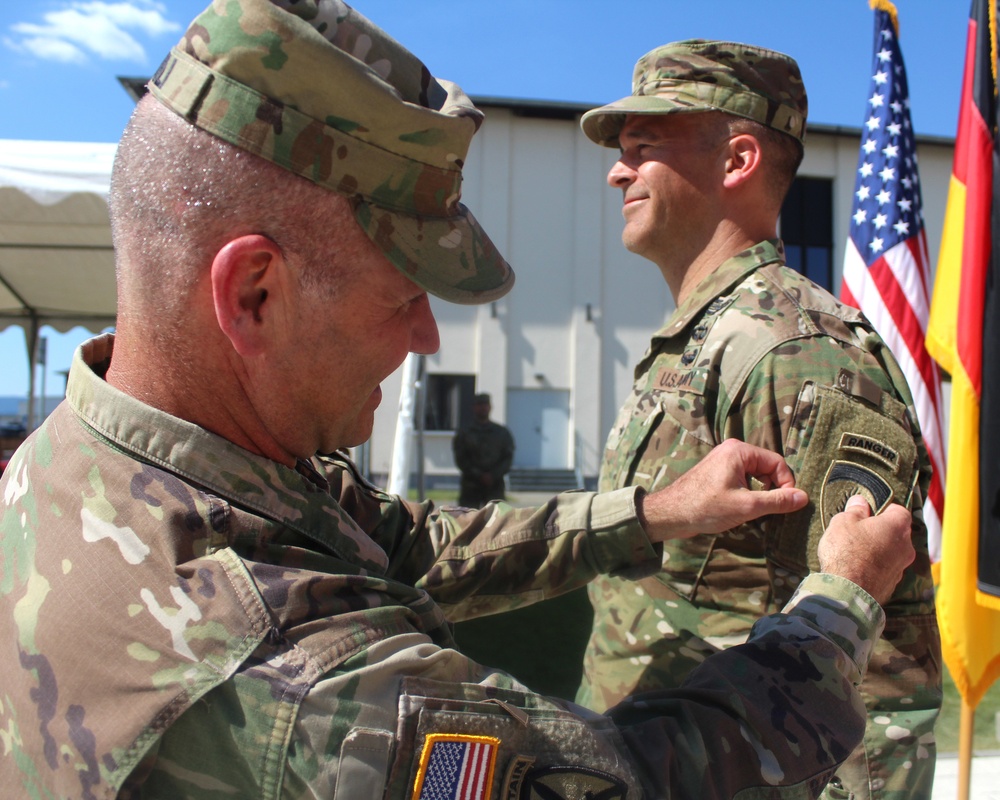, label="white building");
[0,96,955,490]
[364,98,955,492]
